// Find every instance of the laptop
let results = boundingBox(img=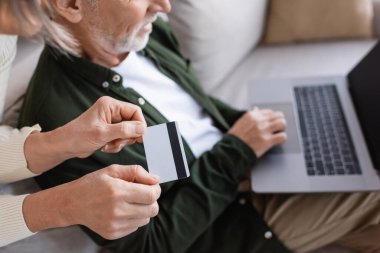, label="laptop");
[250,42,380,193]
